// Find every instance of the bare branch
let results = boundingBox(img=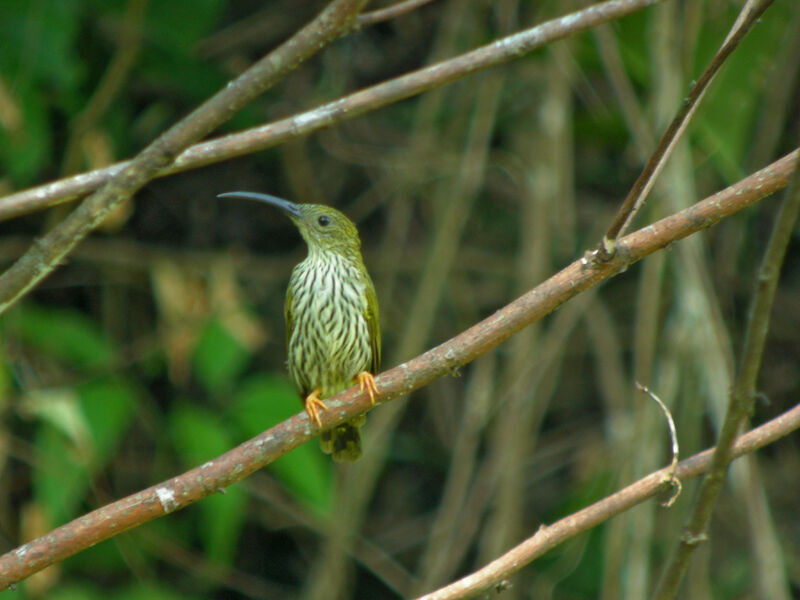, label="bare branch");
[0,0,668,223]
[0,147,795,590]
